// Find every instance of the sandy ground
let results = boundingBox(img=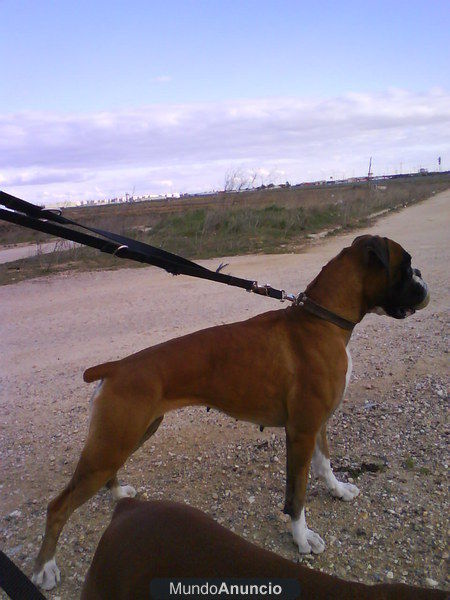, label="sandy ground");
[0,190,449,599]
